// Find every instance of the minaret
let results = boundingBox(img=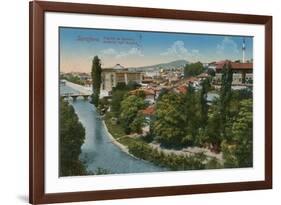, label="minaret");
[242,38,246,63]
